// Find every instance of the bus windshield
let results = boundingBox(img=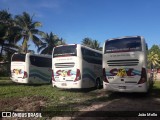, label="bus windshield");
[53,45,77,57]
[12,54,26,62]
[105,37,142,53]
